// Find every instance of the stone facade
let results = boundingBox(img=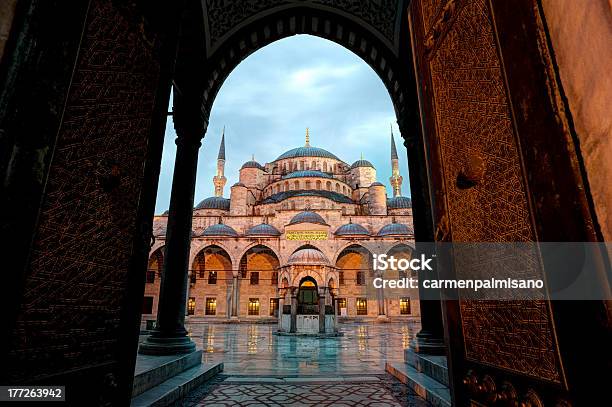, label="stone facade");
[142,130,419,327]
